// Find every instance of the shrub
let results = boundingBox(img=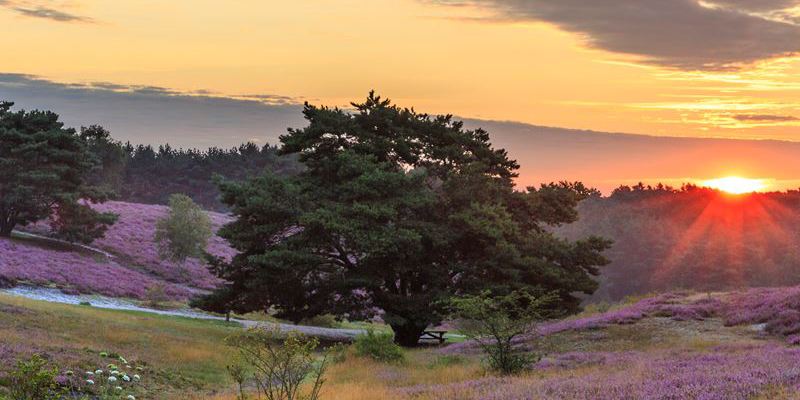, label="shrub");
[226,363,249,400]
[354,330,405,363]
[225,328,328,400]
[144,283,169,308]
[299,314,339,328]
[154,194,212,262]
[449,290,557,375]
[7,354,62,400]
[327,343,349,364]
